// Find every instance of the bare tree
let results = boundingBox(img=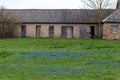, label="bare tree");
[0,6,21,38]
[81,0,113,38]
